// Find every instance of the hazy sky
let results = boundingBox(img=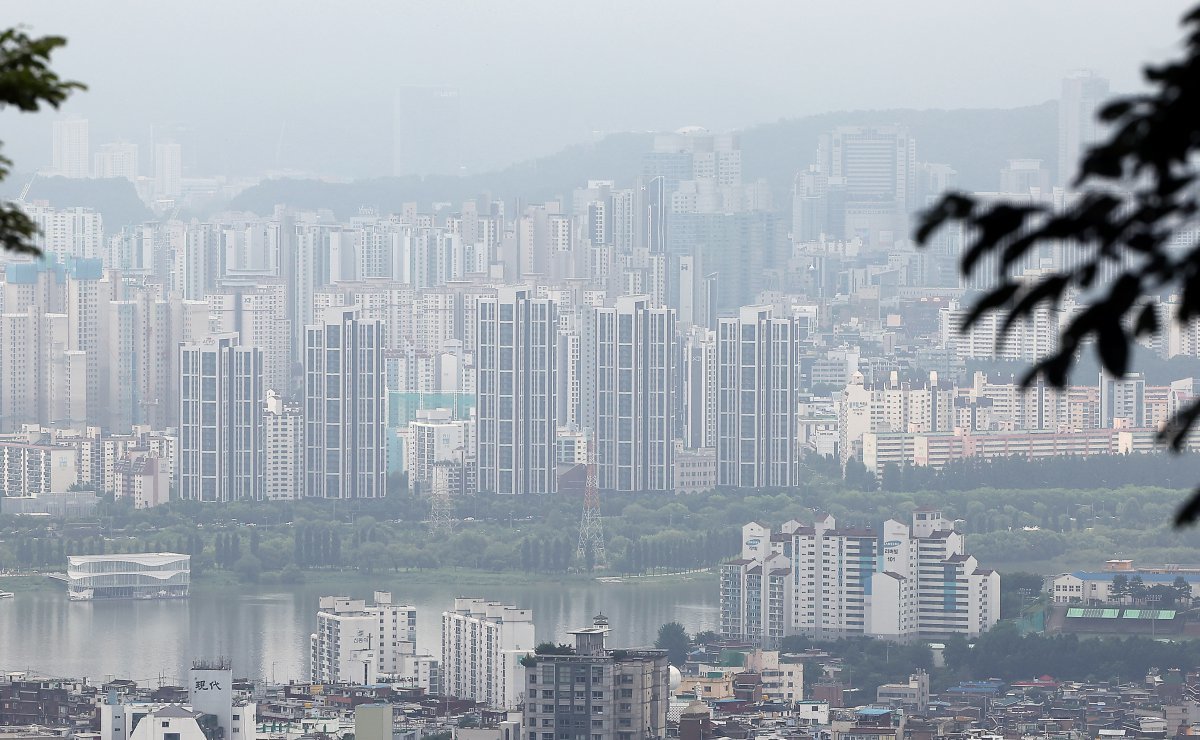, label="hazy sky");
[2,0,1194,178]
